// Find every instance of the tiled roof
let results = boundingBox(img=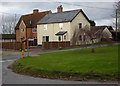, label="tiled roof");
[15,10,52,29]
[91,26,114,31]
[2,34,16,39]
[38,9,90,24]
